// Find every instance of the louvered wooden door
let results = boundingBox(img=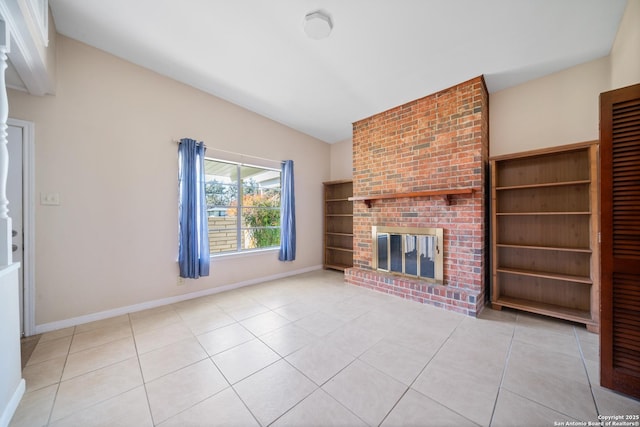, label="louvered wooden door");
[600,83,640,399]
